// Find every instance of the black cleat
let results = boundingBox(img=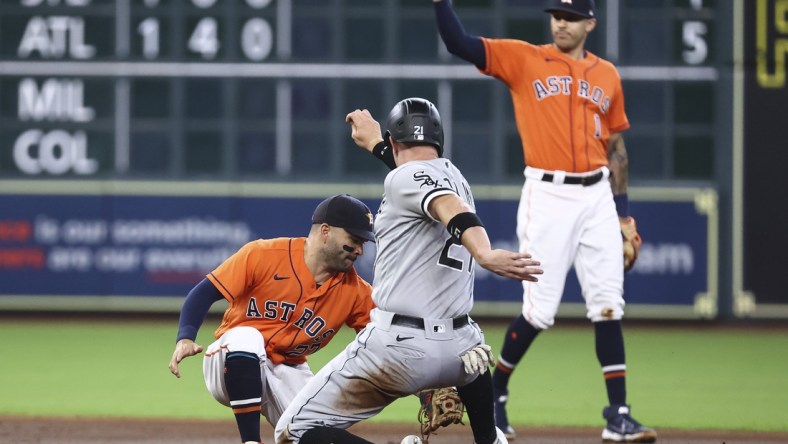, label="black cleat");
[602,405,657,443]
[493,389,516,439]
